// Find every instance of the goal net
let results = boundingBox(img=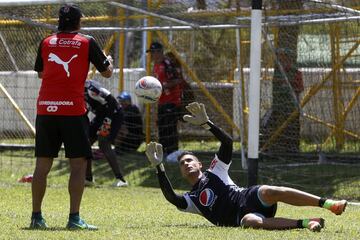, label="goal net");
[1,0,360,188]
